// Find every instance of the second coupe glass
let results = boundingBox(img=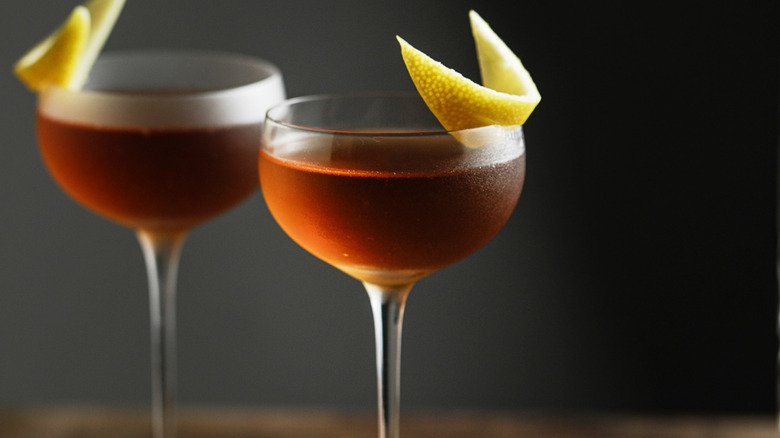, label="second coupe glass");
[36,50,285,438]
